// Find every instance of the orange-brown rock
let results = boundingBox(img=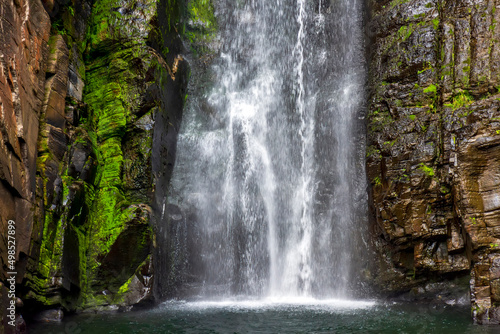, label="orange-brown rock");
[0,0,51,331]
[0,0,51,277]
